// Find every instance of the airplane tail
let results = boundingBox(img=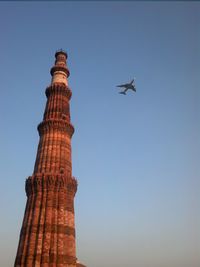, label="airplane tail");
[119,91,126,95]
